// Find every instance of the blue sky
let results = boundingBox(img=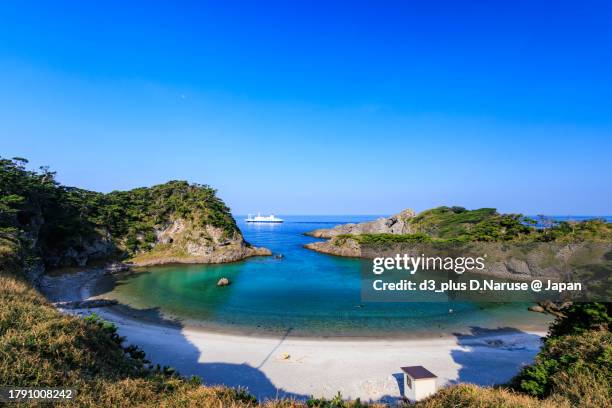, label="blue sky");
[1,1,611,215]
